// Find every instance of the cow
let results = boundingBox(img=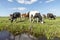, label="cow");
[42,14,46,19]
[25,12,29,18]
[21,13,26,18]
[9,12,21,23]
[29,11,44,24]
[21,12,29,18]
[33,13,44,23]
[47,13,56,20]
